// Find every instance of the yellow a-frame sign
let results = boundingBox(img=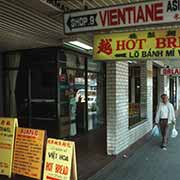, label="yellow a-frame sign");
[43,138,78,180]
[0,118,18,178]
